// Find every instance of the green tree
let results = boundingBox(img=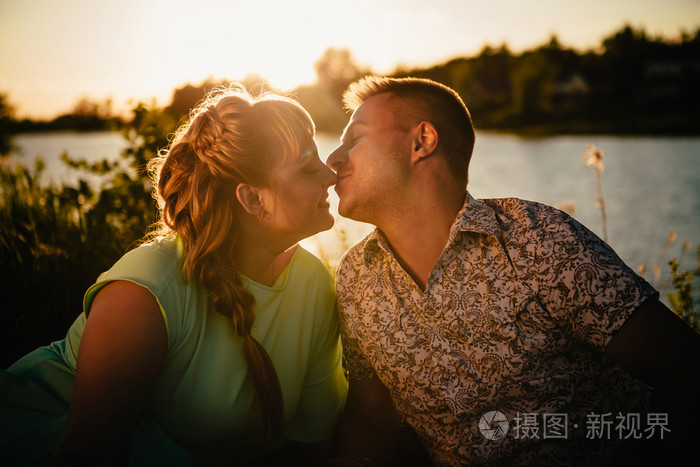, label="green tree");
[466,44,513,114]
[314,47,367,100]
[0,92,15,156]
[294,84,348,133]
[46,96,121,132]
[165,78,222,123]
[0,99,174,366]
